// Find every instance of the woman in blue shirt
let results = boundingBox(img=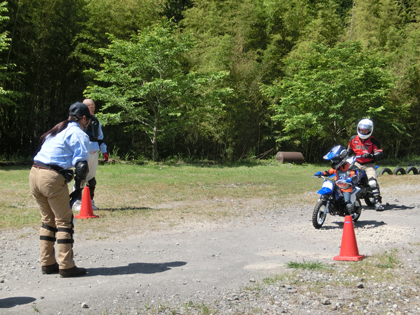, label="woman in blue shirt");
[29,102,92,278]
